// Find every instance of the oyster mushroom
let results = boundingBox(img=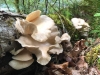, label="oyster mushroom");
[9,48,34,70]
[71,18,90,30]
[15,15,56,42]
[71,18,90,37]
[9,59,34,70]
[30,15,55,42]
[61,33,71,41]
[13,10,63,66]
[26,10,41,22]
[16,35,63,65]
[15,18,37,35]
[12,48,33,61]
[10,48,24,55]
[48,33,71,53]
